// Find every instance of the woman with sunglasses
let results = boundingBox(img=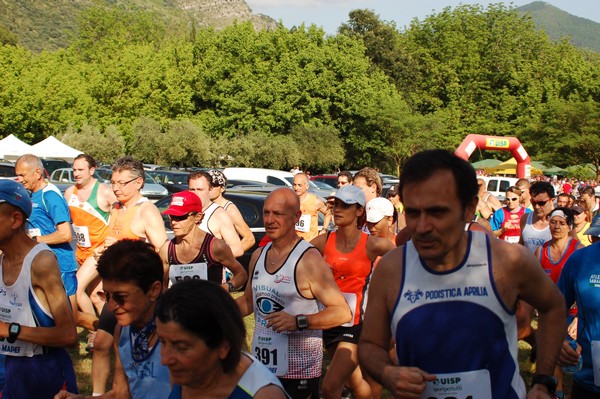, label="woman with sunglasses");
[159,191,247,292]
[156,279,288,399]
[490,186,531,243]
[55,239,171,399]
[534,208,584,397]
[310,185,394,399]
